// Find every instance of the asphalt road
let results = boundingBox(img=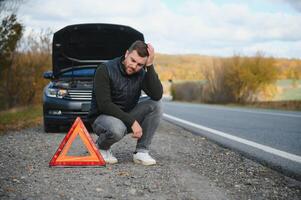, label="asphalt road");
[163,101,301,179]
